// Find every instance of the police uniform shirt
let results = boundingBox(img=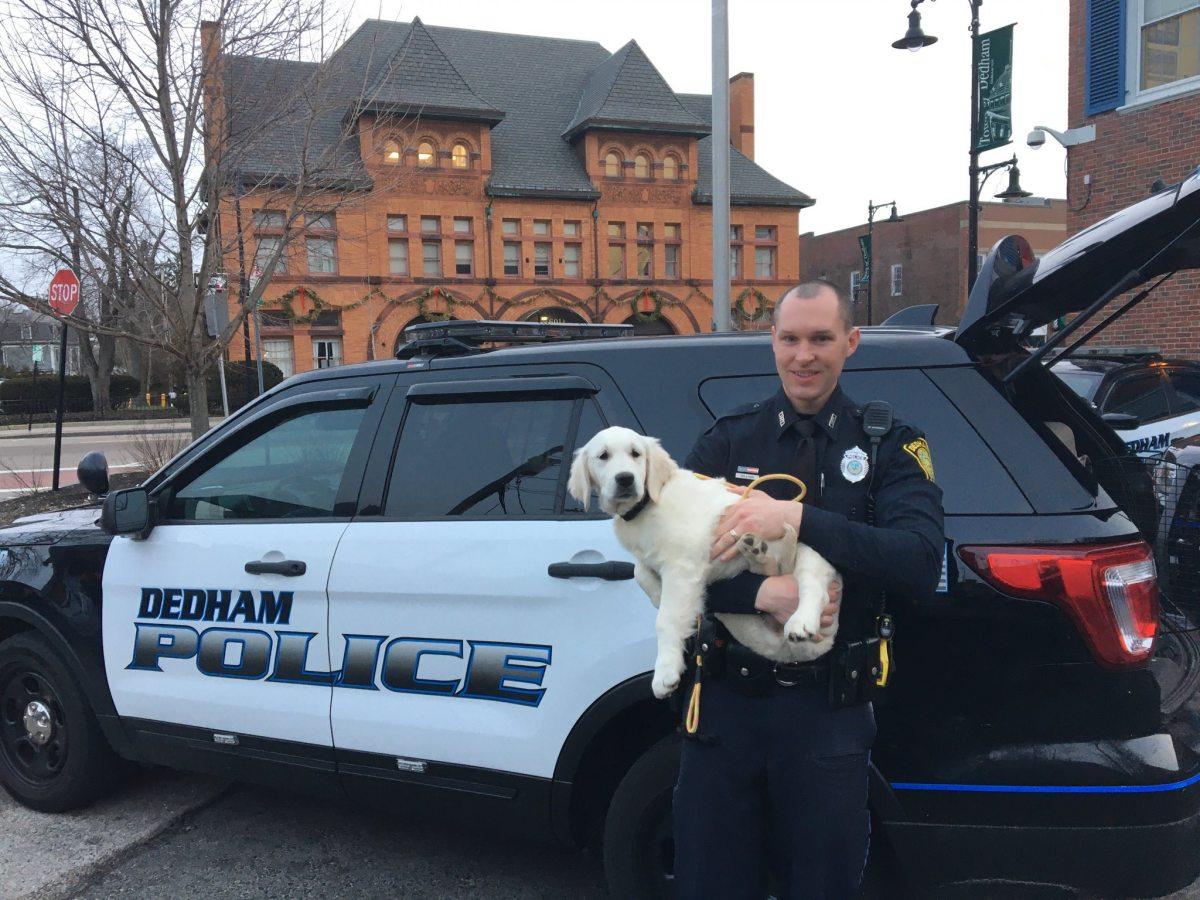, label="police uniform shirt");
[685,386,945,642]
